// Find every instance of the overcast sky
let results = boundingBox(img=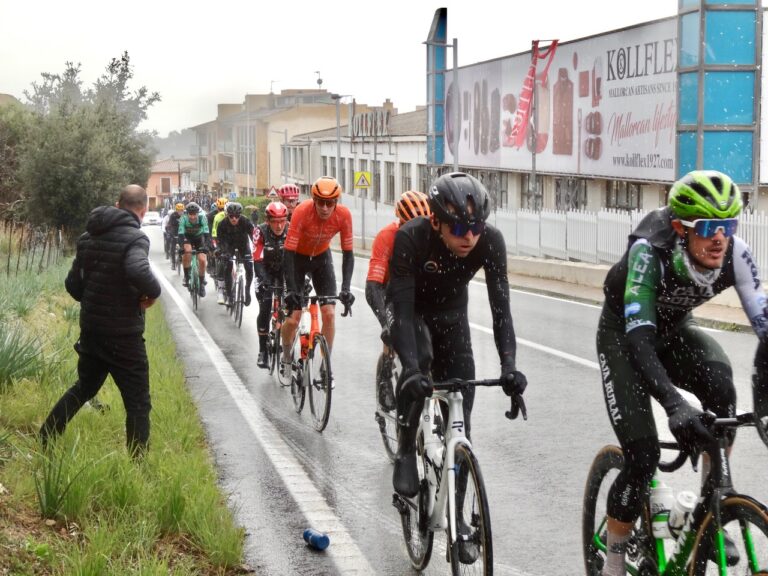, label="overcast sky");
[2,0,687,137]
